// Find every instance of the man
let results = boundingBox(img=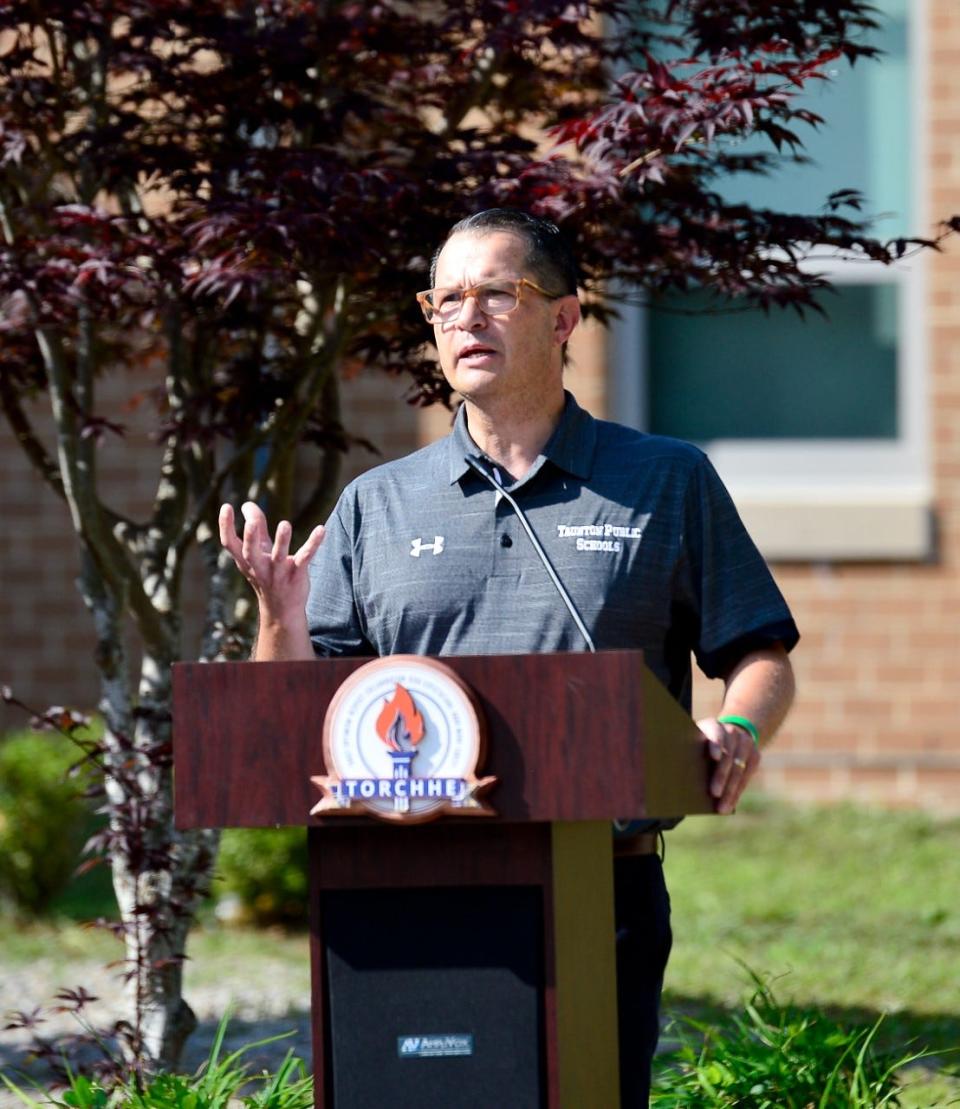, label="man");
[220,208,798,1106]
